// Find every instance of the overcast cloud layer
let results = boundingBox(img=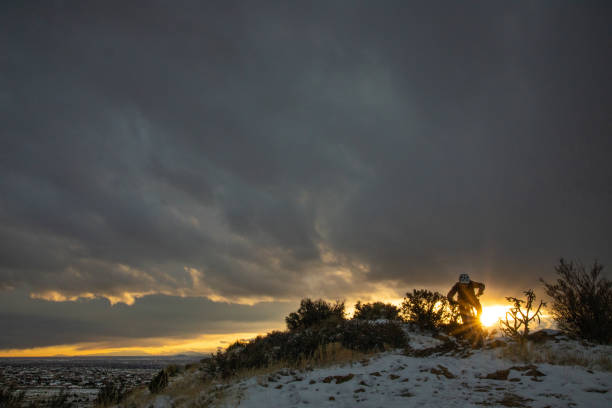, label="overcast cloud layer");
[1,1,611,350]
